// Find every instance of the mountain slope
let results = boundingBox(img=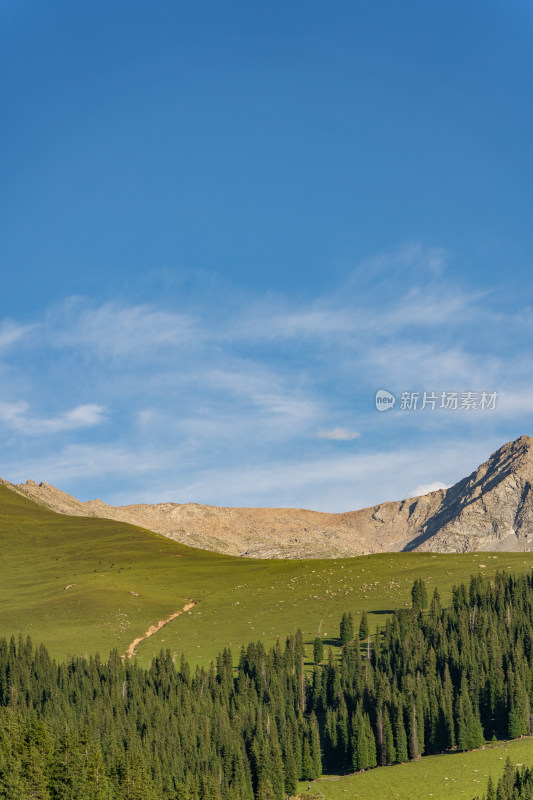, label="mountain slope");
[408,434,533,552]
[6,479,529,667]
[7,435,533,557]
